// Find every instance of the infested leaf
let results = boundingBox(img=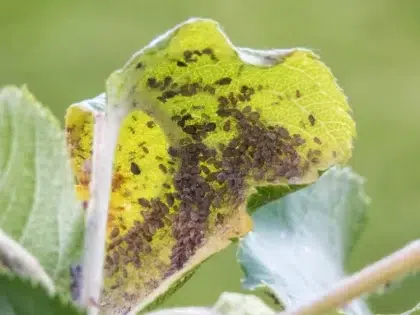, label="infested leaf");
[0,86,84,295]
[66,18,355,314]
[0,273,85,315]
[237,166,370,315]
